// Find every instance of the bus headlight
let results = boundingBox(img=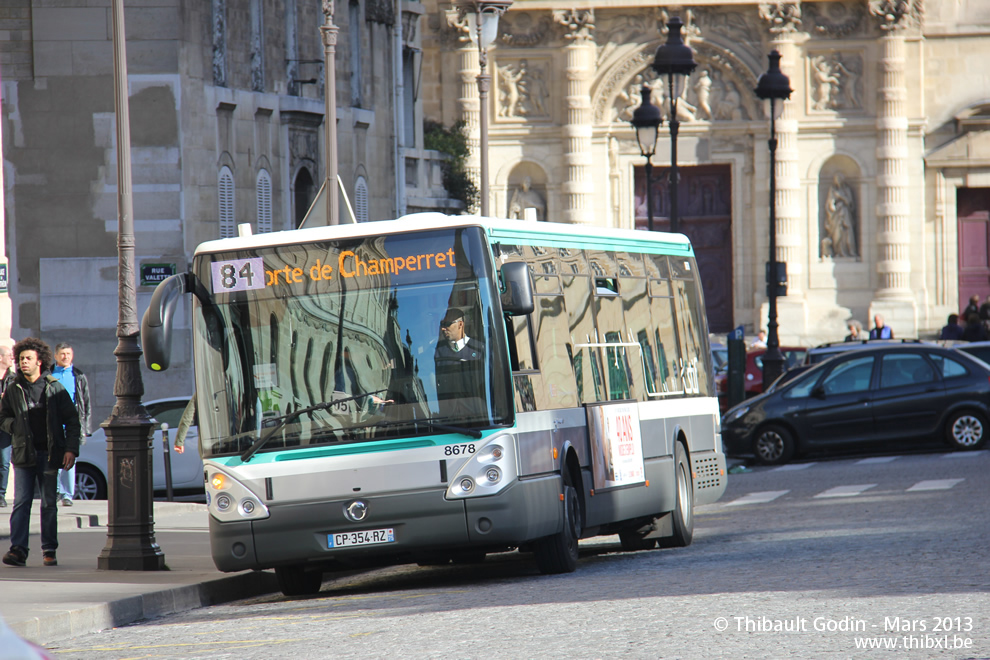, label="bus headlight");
[206,468,270,522]
[446,436,516,500]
